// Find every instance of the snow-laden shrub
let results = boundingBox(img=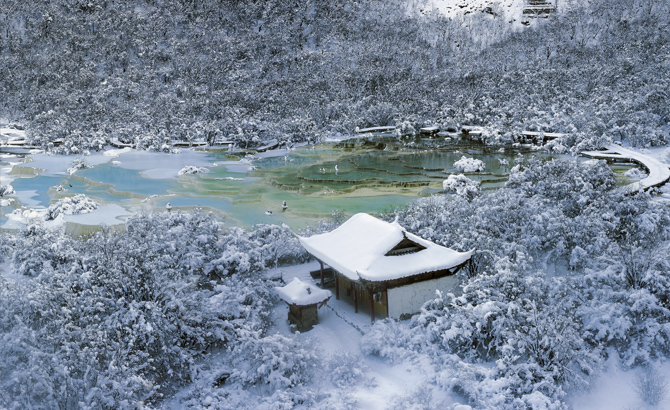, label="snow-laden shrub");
[325,352,368,388]
[442,174,480,200]
[44,194,99,220]
[437,357,568,410]
[387,386,435,410]
[66,158,92,175]
[361,319,419,364]
[0,185,14,206]
[579,238,670,366]
[361,102,396,128]
[478,128,512,146]
[570,132,613,154]
[230,333,318,389]
[453,156,485,173]
[178,165,211,175]
[624,167,647,179]
[11,224,78,276]
[247,224,310,268]
[0,184,15,197]
[396,120,416,137]
[633,366,669,406]
[544,138,569,154]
